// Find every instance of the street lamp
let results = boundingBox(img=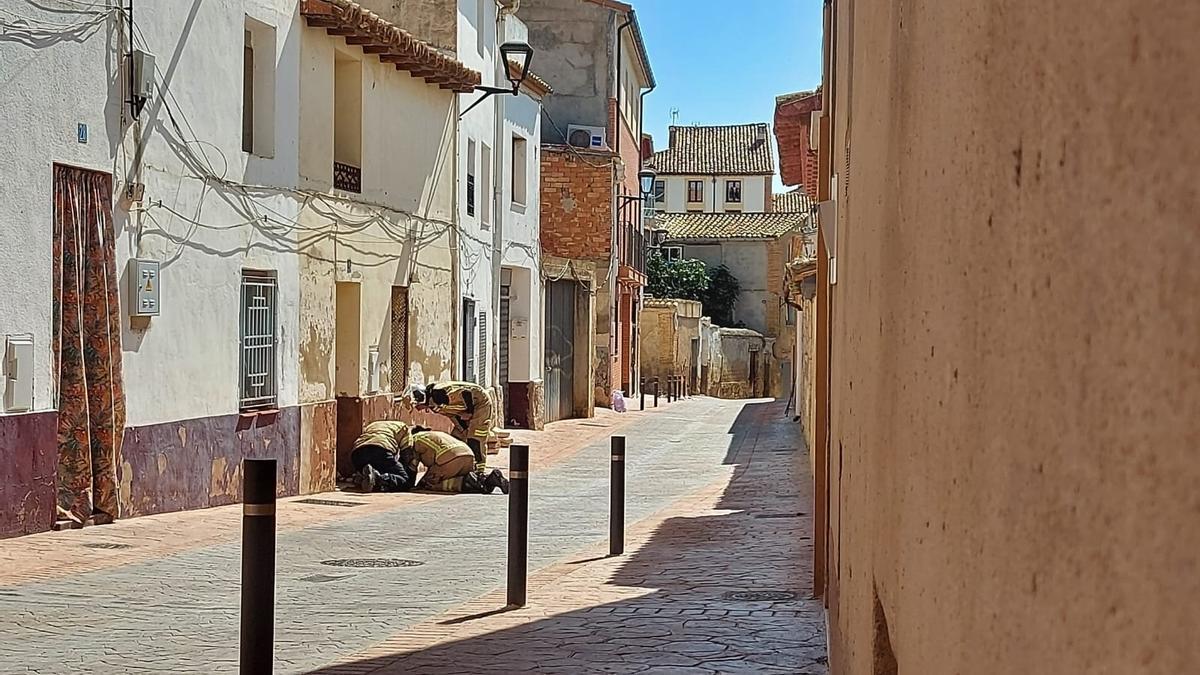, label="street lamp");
[459,40,535,118]
[638,167,657,198]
